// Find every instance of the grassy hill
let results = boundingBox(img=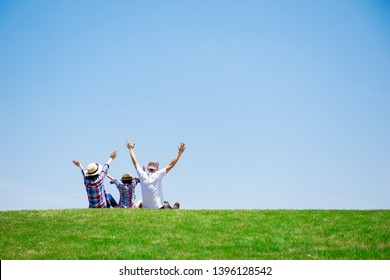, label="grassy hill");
[0,209,389,260]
